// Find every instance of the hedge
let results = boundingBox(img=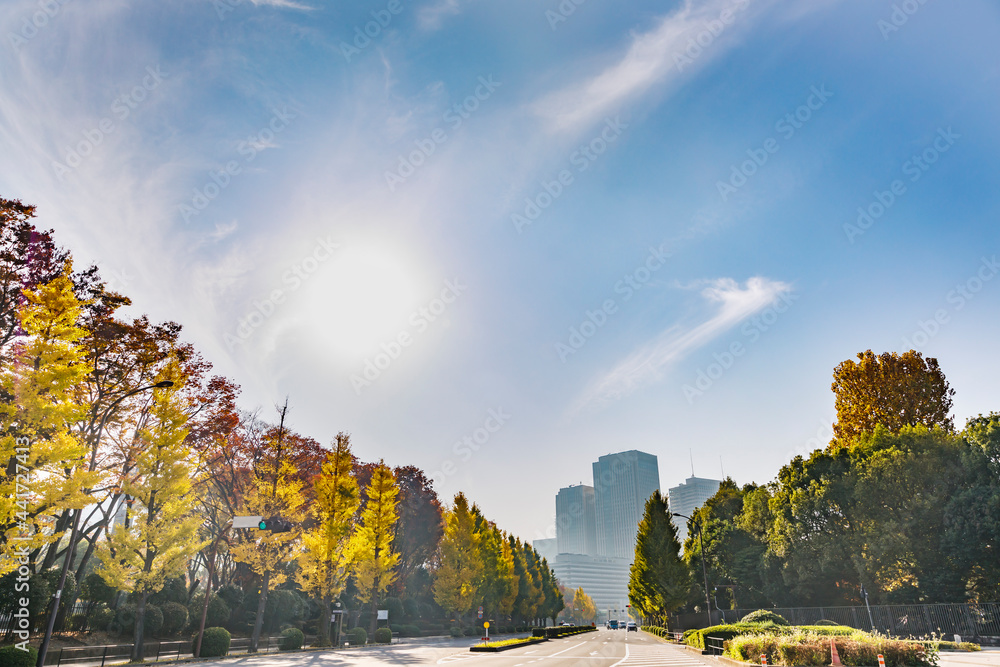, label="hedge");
[0,645,38,667]
[531,625,596,639]
[470,636,546,652]
[194,627,231,658]
[642,626,672,639]
[740,610,790,626]
[728,632,934,667]
[686,623,855,649]
[280,627,305,650]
